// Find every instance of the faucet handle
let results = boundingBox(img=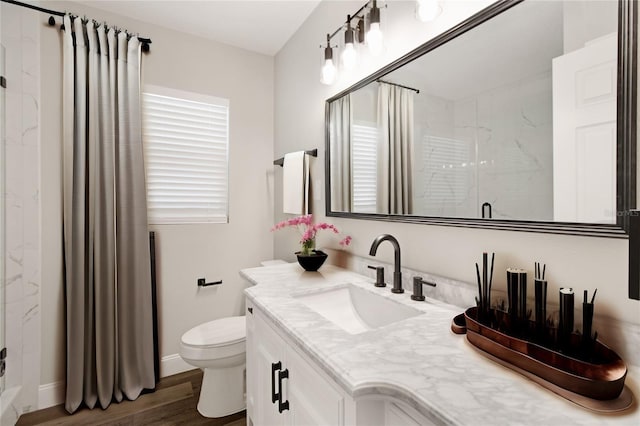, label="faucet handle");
[411,276,436,301]
[367,265,387,287]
